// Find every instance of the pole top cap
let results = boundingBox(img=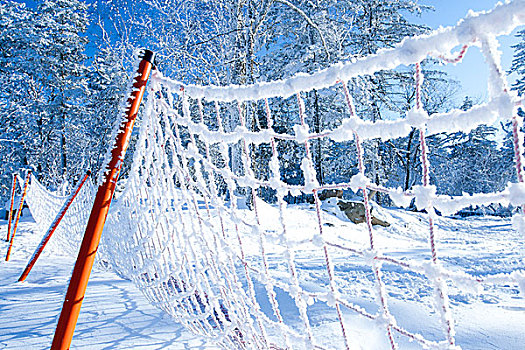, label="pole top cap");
[139,49,155,64]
